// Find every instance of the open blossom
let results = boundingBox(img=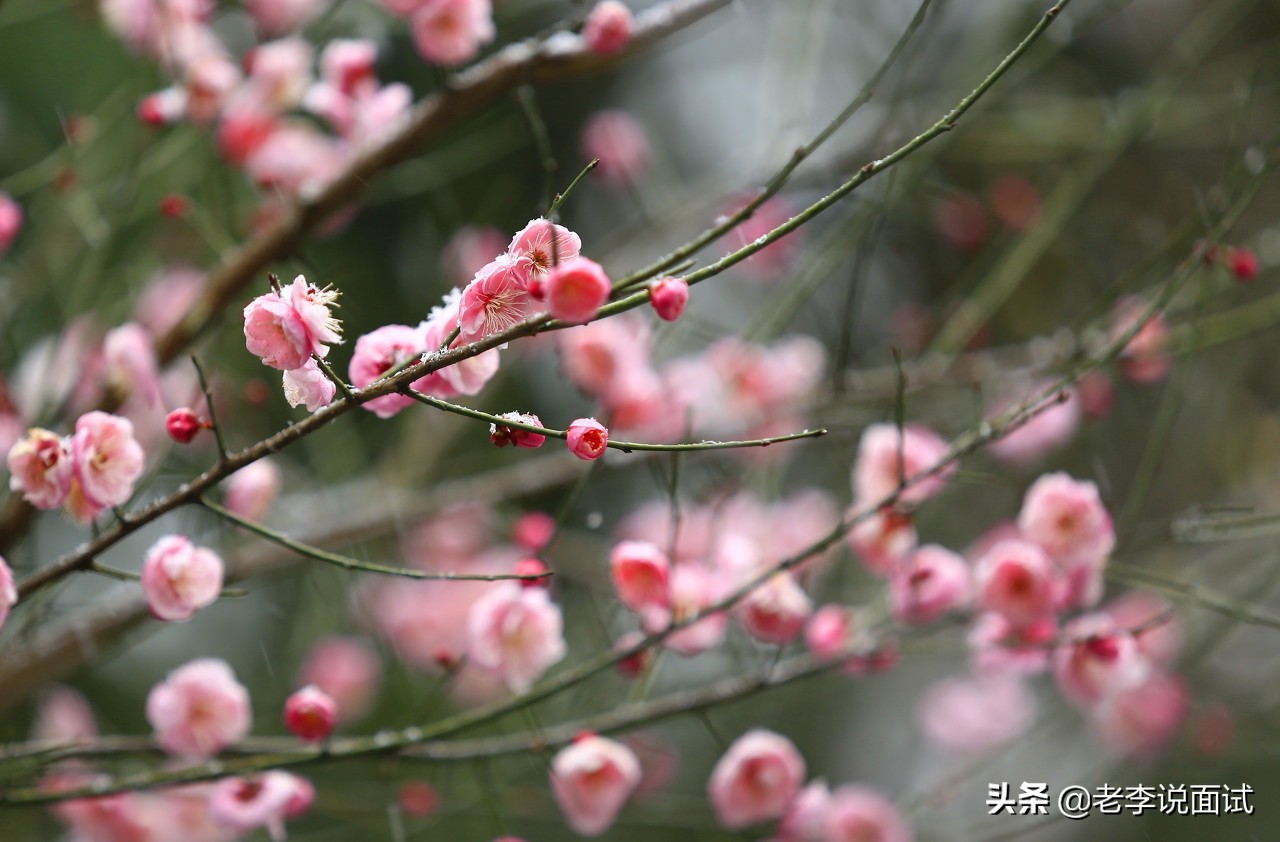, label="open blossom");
[1018,473,1114,574]
[283,685,338,742]
[610,540,670,615]
[708,729,805,829]
[209,771,308,840]
[1053,613,1149,708]
[8,427,73,509]
[824,785,912,842]
[986,384,1081,467]
[147,658,251,759]
[243,275,342,371]
[847,506,917,576]
[467,582,566,693]
[852,423,953,508]
[282,358,336,411]
[779,780,830,842]
[140,535,225,622]
[550,734,642,836]
[72,411,145,509]
[567,417,609,460]
[805,604,854,660]
[889,545,971,625]
[225,458,282,521]
[411,0,495,66]
[582,110,649,186]
[644,563,728,656]
[973,539,1058,629]
[583,1,633,55]
[508,218,582,292]
[297,636,382,722]
[736,573,812,645]
[457,256,539,343]
[918,674,1035,755]
[0,556,14,632]
[545,257,611,324]
[1090,671,1188,759]
[348,324,427,418]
